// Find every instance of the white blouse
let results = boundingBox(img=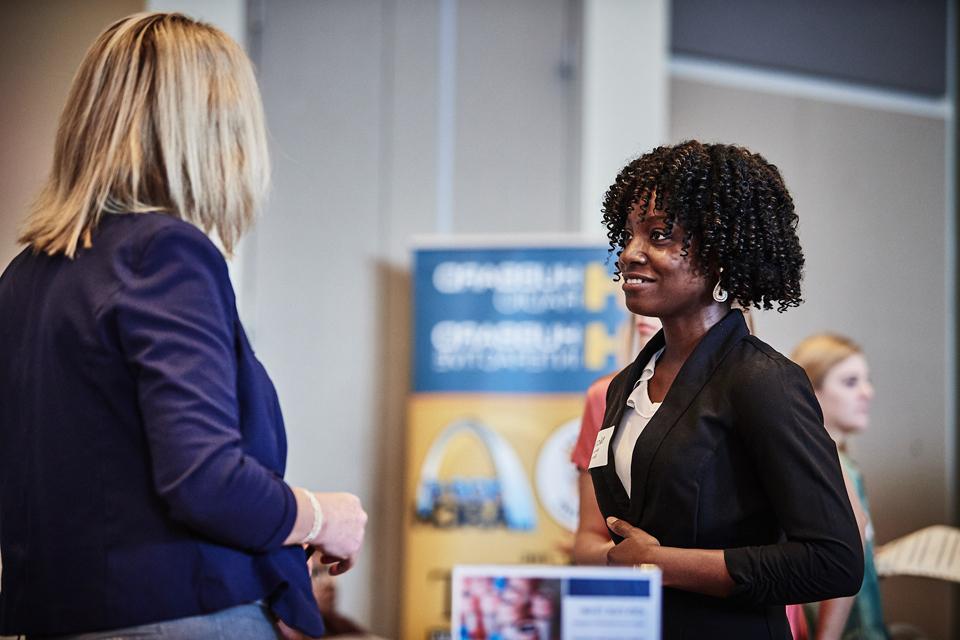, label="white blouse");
[612,347,664,497]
